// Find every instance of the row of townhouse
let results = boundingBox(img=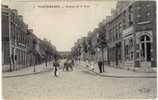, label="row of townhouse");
[2,5,57,72]
[71,1,156,70]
